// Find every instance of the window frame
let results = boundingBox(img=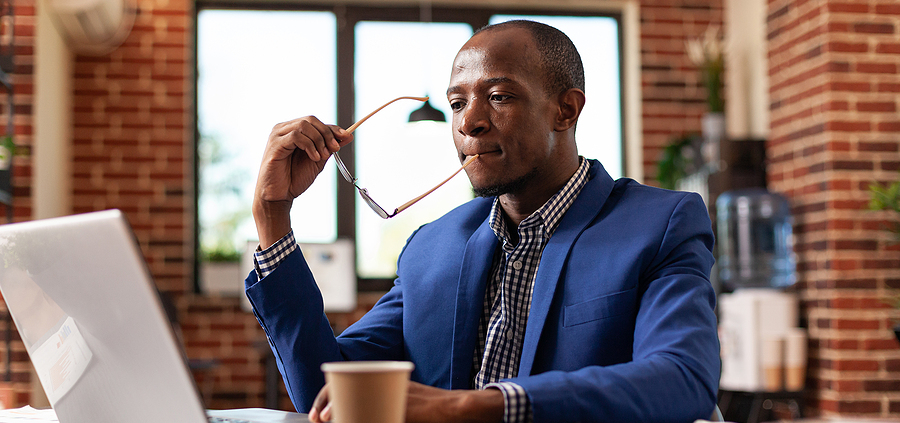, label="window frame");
[192,1,630,292]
